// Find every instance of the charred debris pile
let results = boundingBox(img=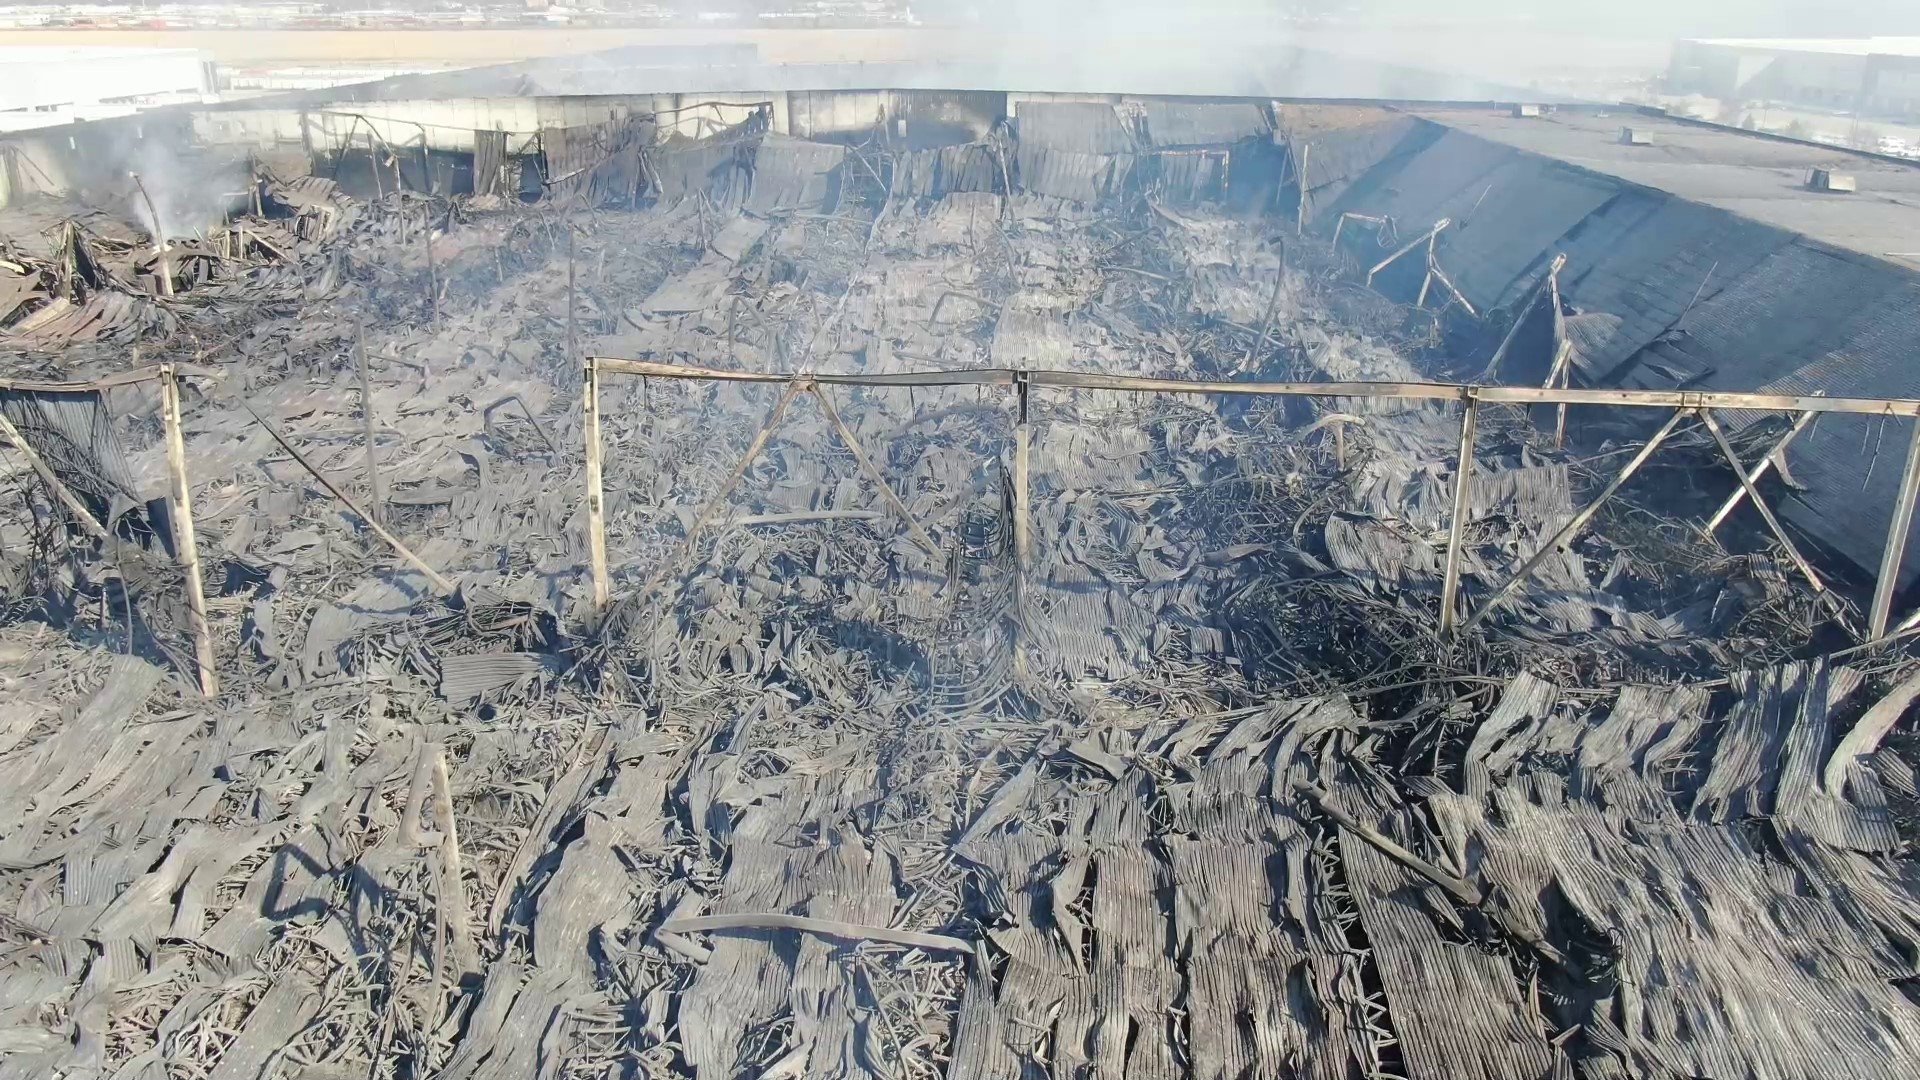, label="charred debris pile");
[3,105,1920,1080]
